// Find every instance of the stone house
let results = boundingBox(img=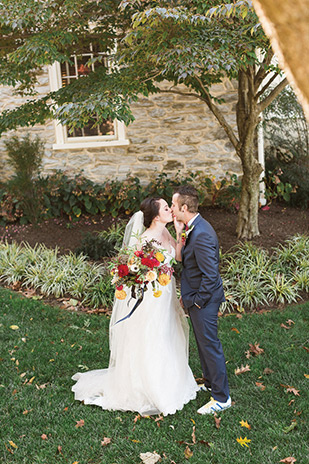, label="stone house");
[0,60,242,184]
